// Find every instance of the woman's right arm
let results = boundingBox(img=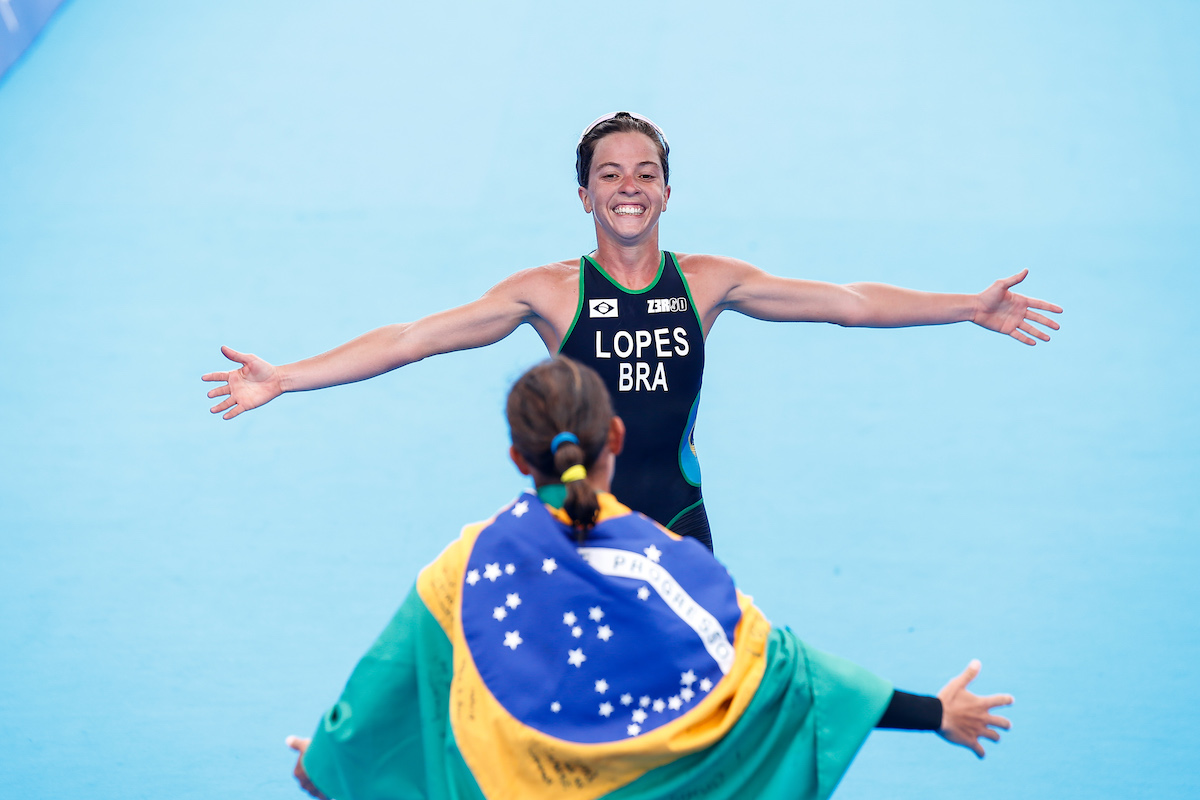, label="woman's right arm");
[203,271,540,420]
